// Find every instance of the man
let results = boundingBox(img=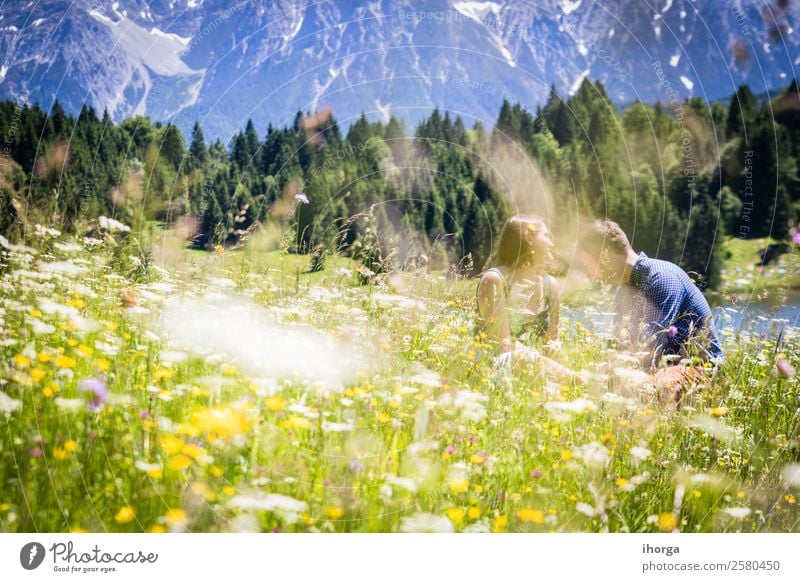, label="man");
[577,219,723,371]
